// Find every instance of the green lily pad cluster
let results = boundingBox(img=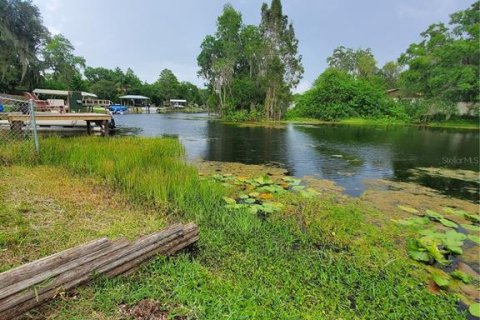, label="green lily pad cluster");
[395,205,480,306]
[214,174,321,215]
[213,173,320,198]
[222,195,284,215]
